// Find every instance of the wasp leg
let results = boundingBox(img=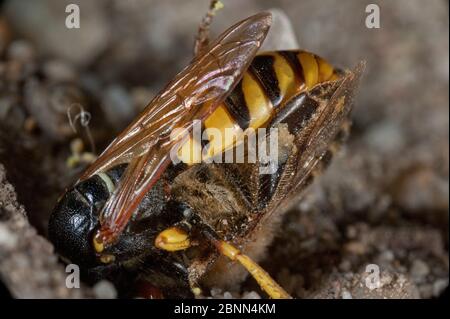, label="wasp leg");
[195,218,292,299]
[194,0,223,56]
[211,239,291,299]
[155,212,291,299]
